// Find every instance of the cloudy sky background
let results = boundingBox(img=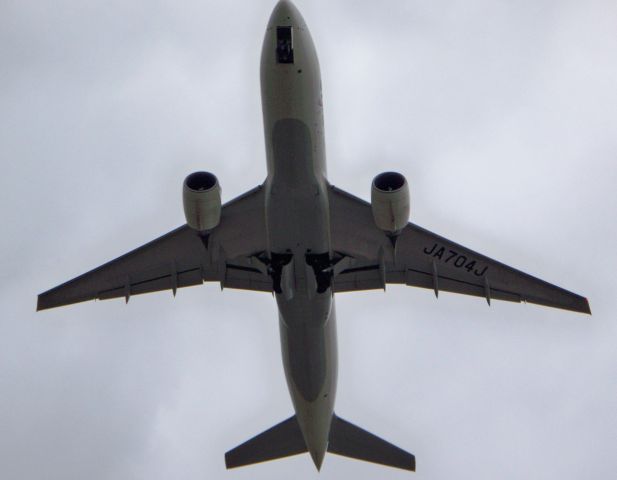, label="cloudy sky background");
[2,0,617,479]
